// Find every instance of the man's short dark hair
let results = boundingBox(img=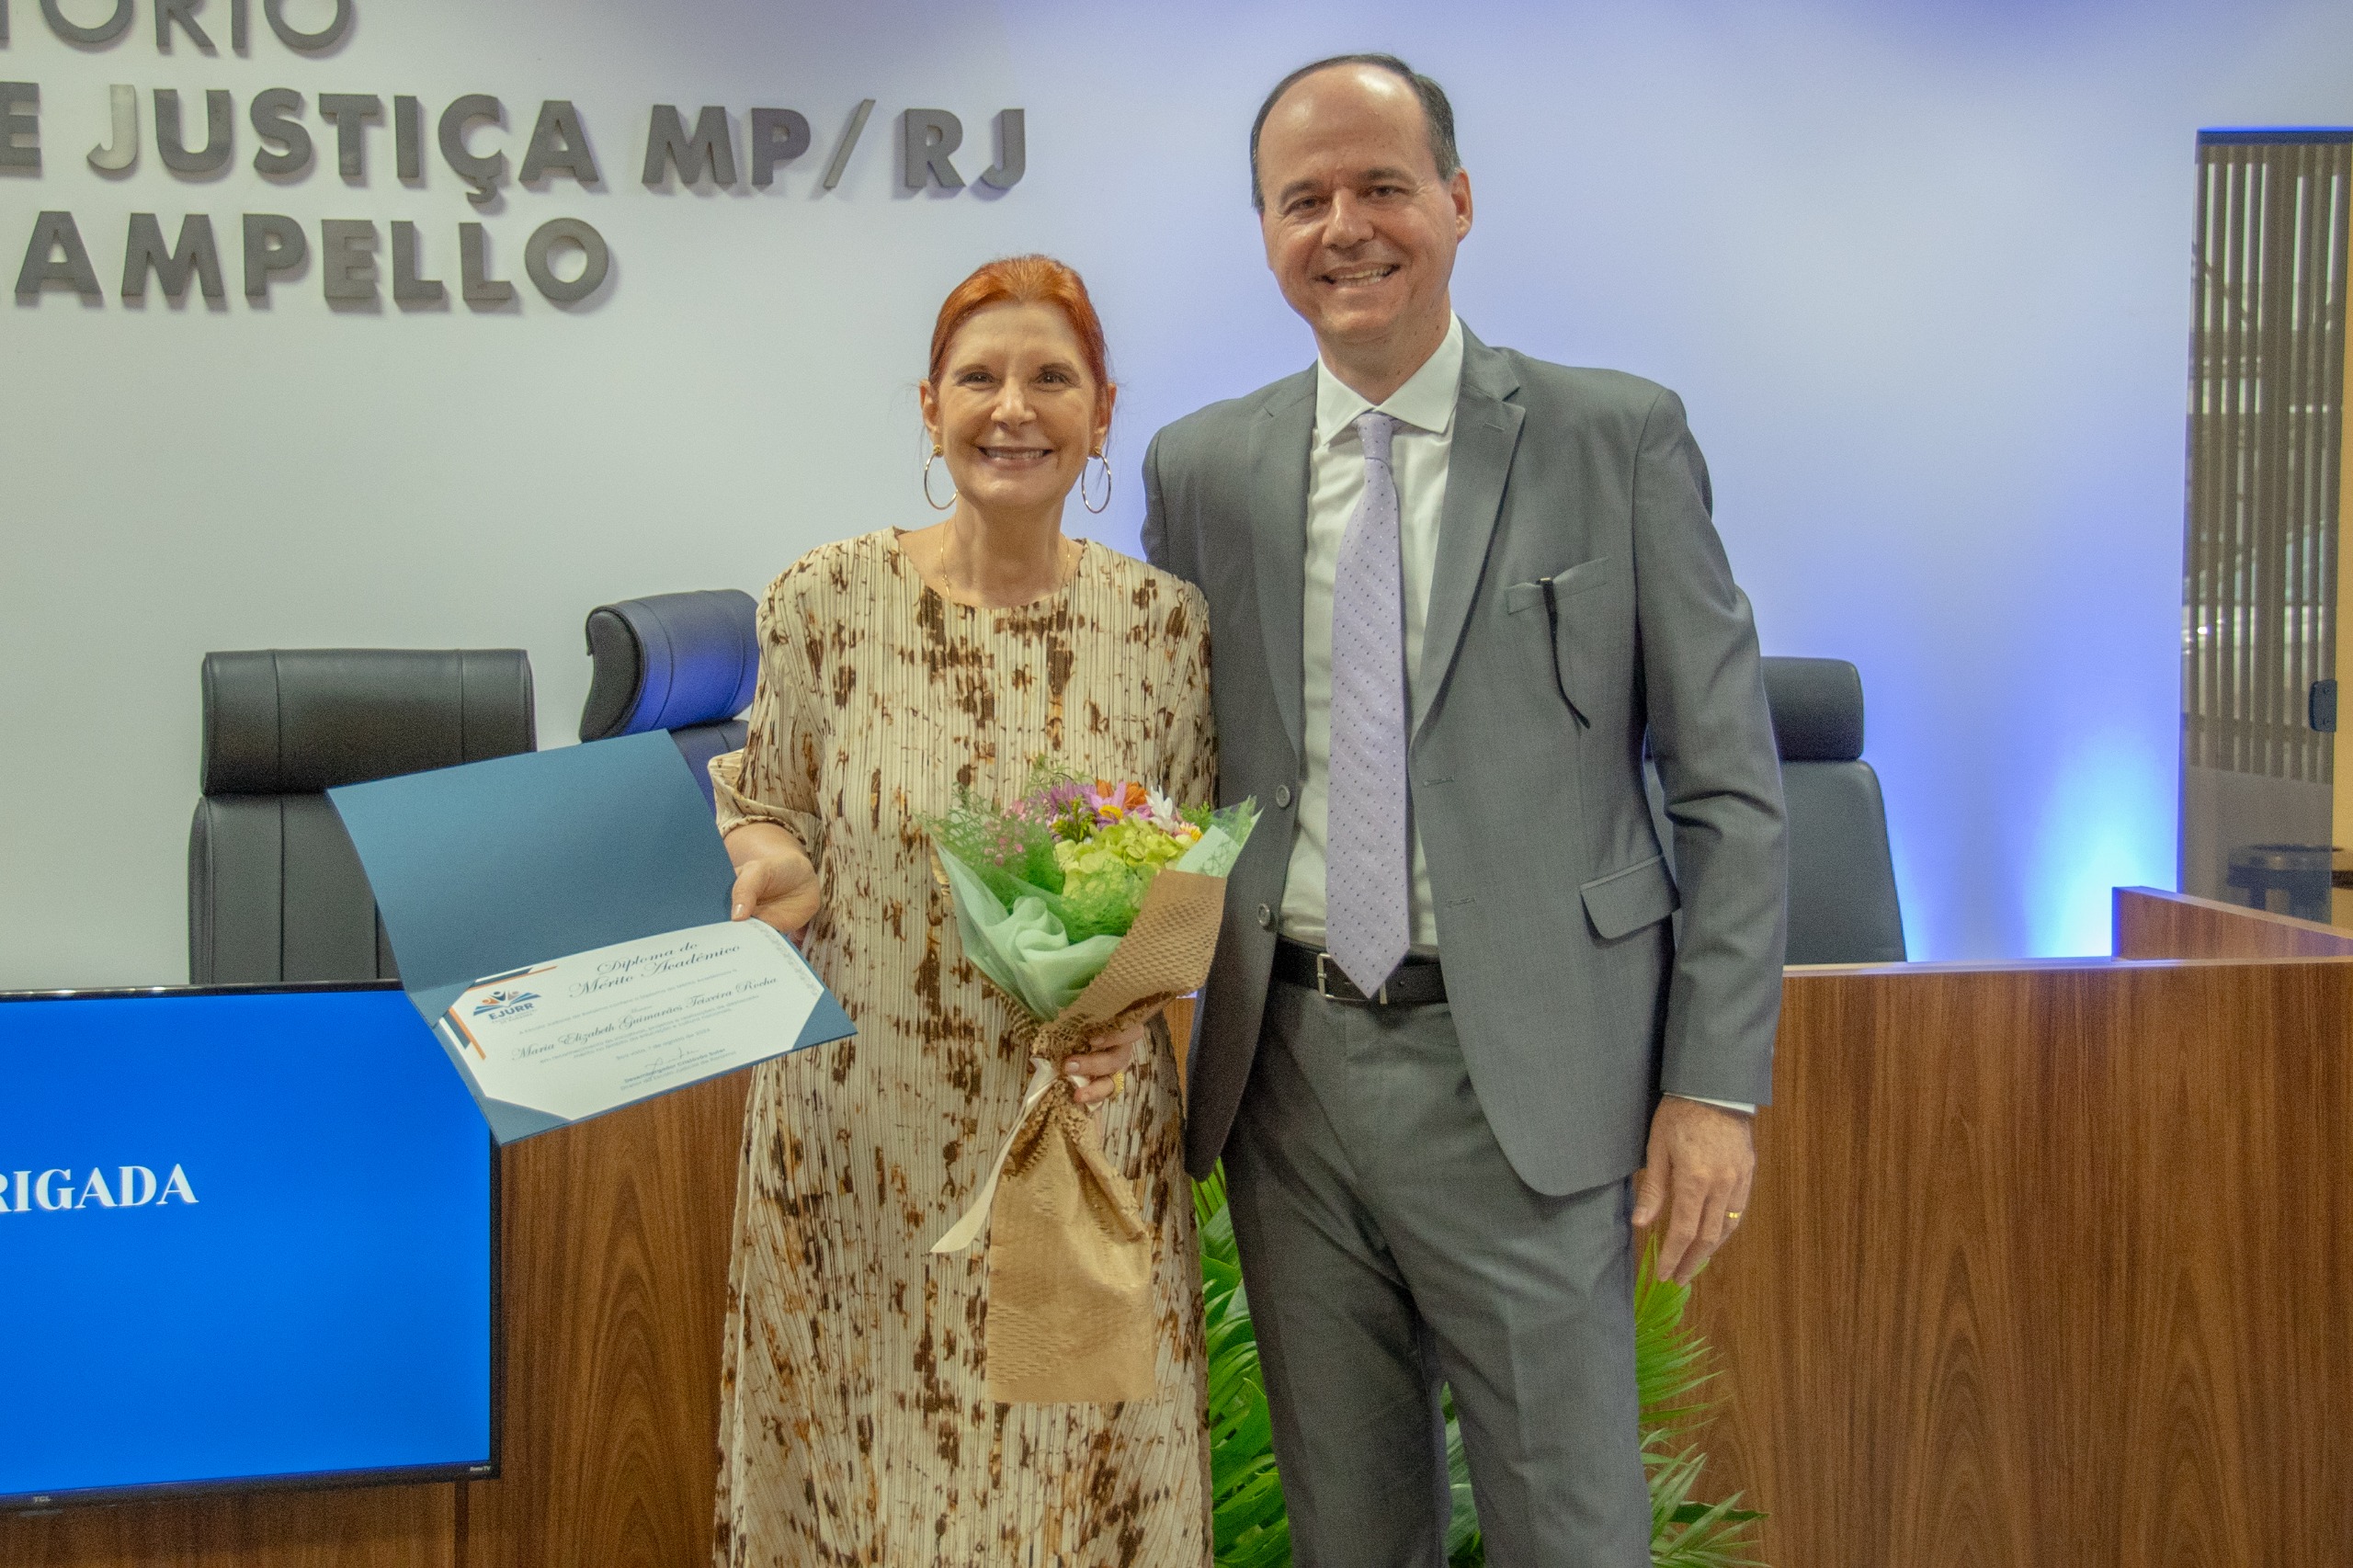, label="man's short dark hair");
[1248,52,1460,212]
